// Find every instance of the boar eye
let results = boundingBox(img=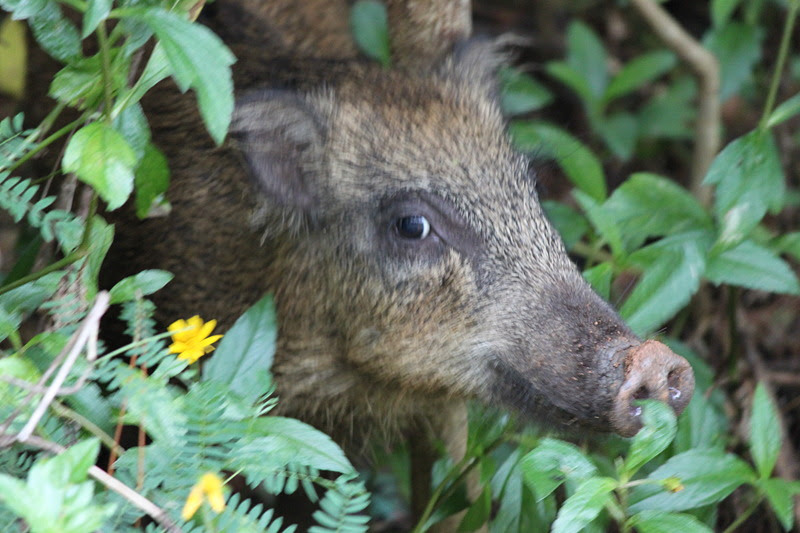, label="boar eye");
[395,215,431,240]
